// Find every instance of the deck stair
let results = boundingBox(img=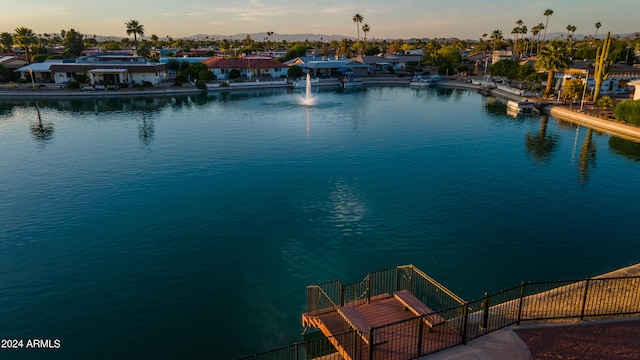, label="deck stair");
[394,290,447,331]
[336,305,373,344]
